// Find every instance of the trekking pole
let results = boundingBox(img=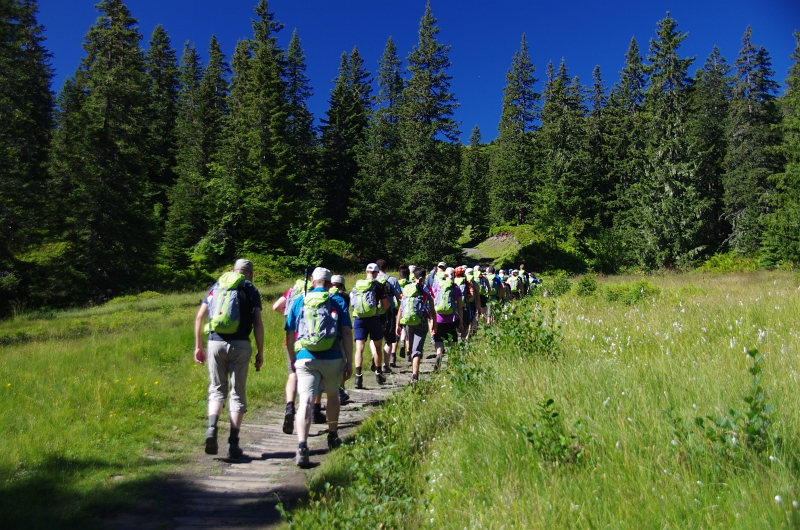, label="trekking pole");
[303,266,309,298]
